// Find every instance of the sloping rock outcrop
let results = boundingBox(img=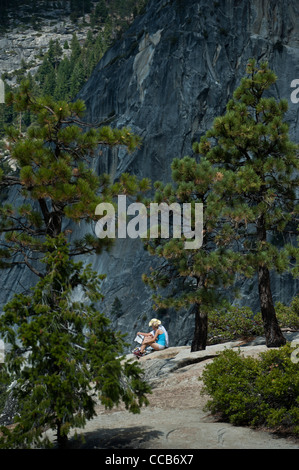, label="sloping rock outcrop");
[63,332,299,449]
